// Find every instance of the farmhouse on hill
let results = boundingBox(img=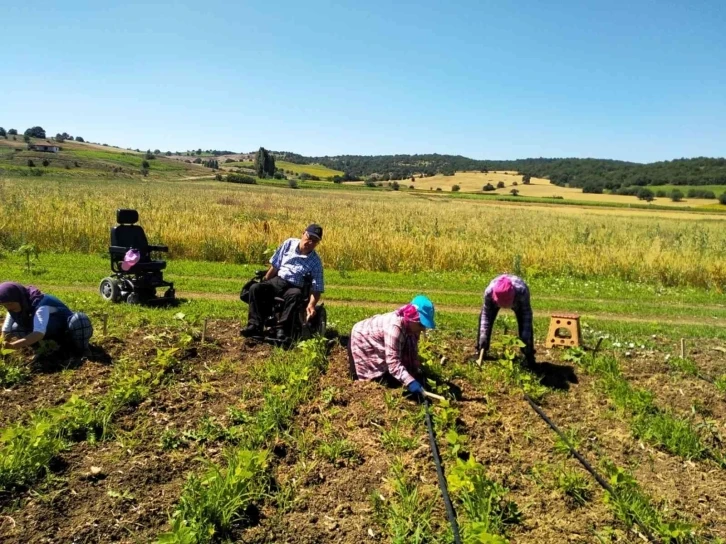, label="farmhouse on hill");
[29,143,60,153]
